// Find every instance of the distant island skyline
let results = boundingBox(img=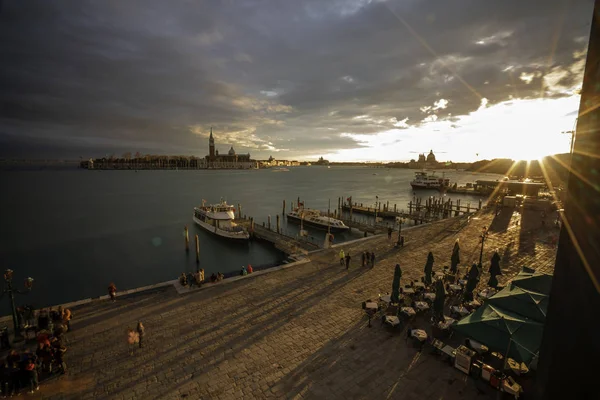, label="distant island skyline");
[0,151,572,184]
